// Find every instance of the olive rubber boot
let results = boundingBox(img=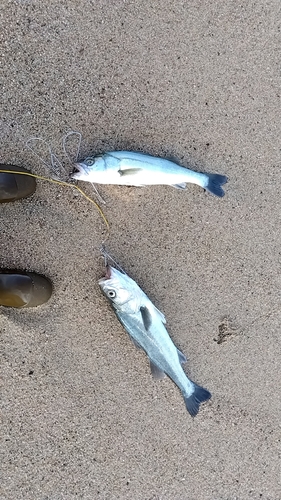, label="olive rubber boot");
[0,271,52,308]
[0,165,36,203]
